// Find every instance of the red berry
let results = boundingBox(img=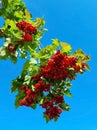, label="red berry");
[22,33,32,42]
